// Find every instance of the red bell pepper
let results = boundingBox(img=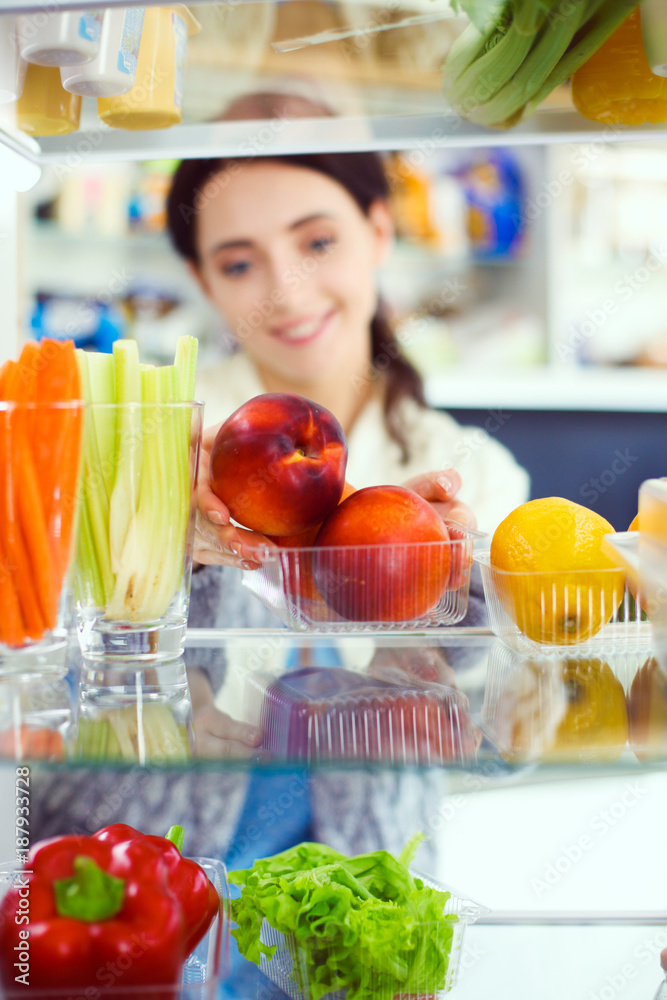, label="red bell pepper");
[0,825,219,1000]
[95,823,221,954]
